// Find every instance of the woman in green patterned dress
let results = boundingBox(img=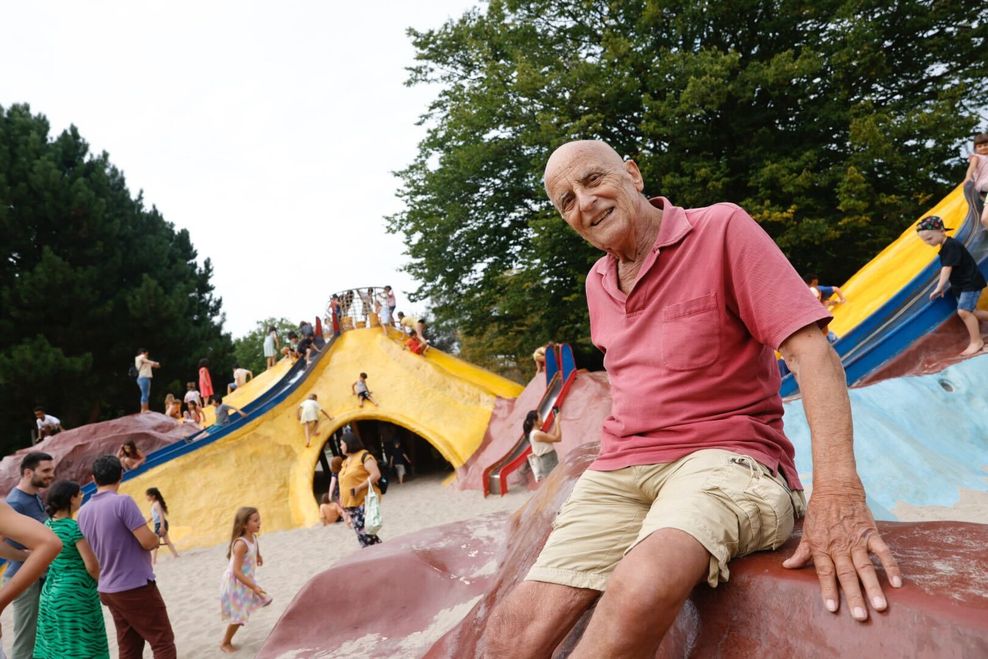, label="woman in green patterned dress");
[34,480,109,659]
